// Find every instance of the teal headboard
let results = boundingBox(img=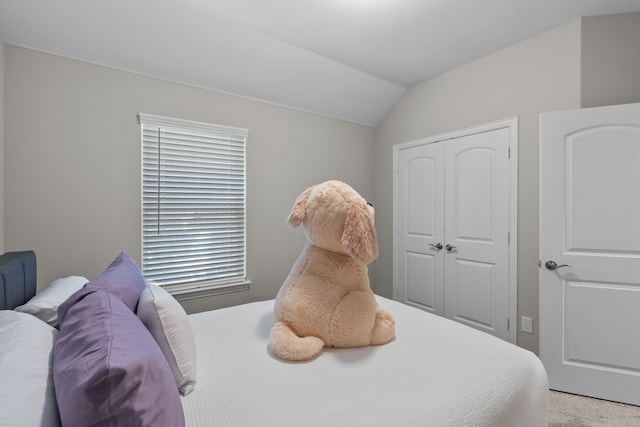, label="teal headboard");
[0,251,36,310]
